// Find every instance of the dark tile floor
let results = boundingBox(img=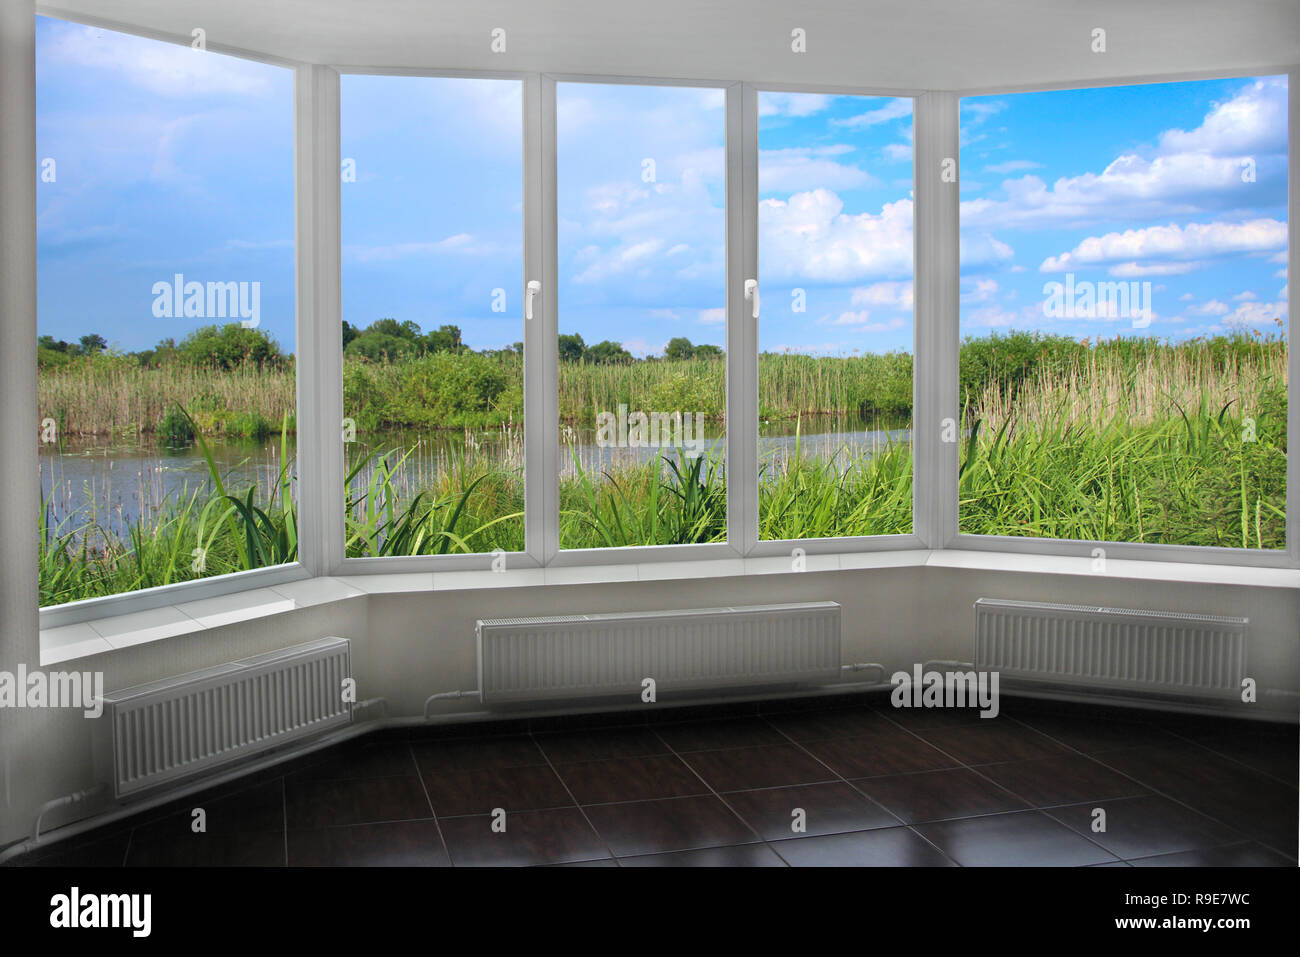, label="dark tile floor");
[8,693,1297,867]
